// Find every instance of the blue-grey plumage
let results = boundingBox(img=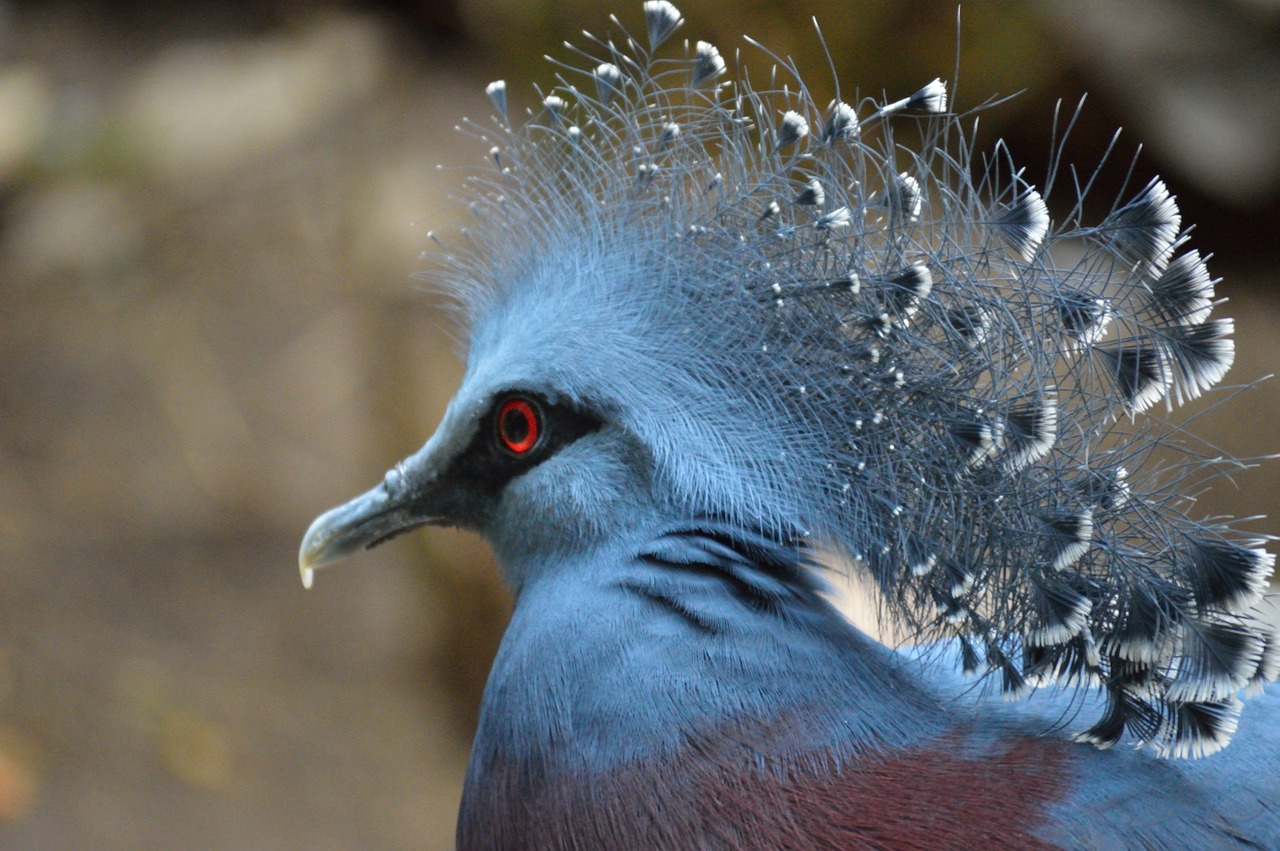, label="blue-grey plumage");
[299,1,1279,845]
